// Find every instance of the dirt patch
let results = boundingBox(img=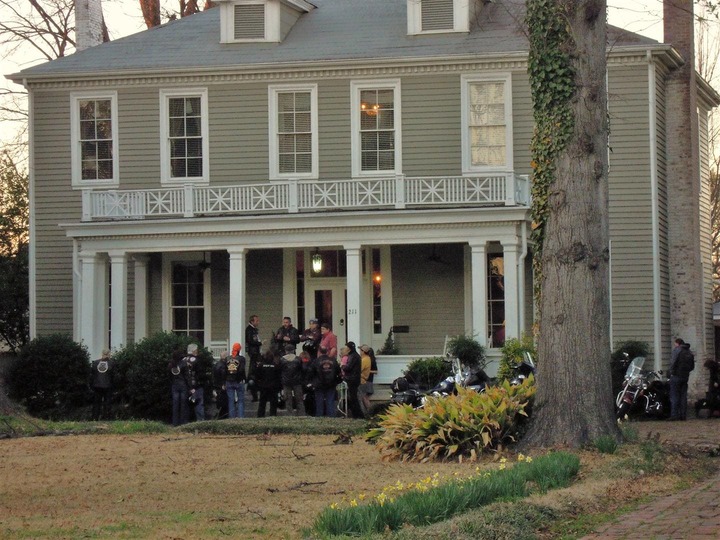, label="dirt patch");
[0,418,718,539]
